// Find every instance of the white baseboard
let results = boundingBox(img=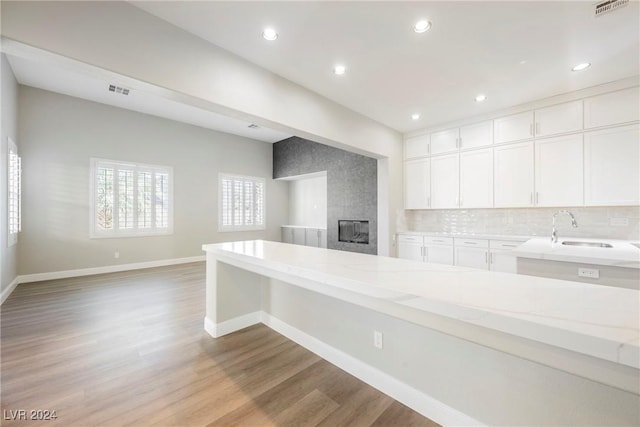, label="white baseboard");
[259,312,481,427]
[204,312,262,338]
[0,276,20,305]
[0,256,205,305]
